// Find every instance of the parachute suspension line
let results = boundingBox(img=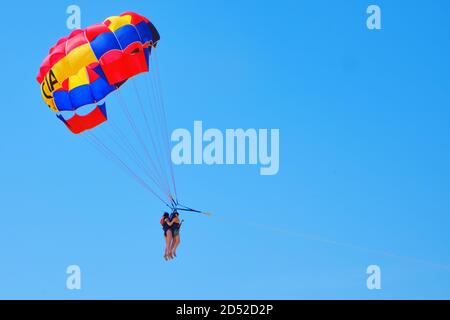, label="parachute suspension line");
[106,119,168,195]
[143,72,174,202]
[95,122,170,198]
[115,90,171,198]
[116,88,172,198]
[131,78,172,198]
[151,51,177,200]
[142,68,175,203]
[148,51,178,201]
[105,124,169,202]
[83,132,170,207]
[143,72,173,201]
